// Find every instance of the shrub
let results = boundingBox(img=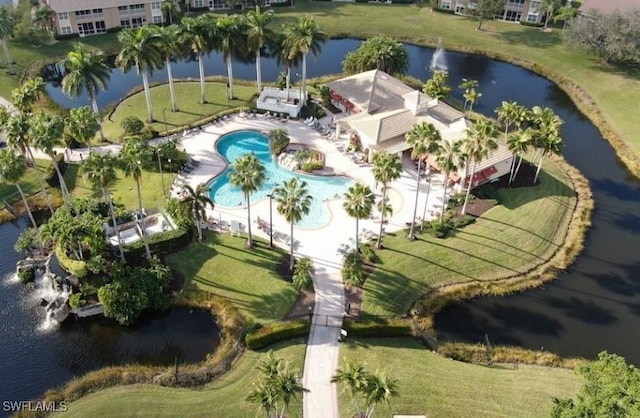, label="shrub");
[56,244,88,278]
[245,320,310,350]
[269,0,291,7]
[123,226,191,263]
[268,128,290,156]
[359,244,380,264]
[343,318,412,338]
[433,6,455,14]
[342,251,365,286]
[300,160,323,172]
[451,214,476,229]
[68,293,86,309]
[520,20,544,28]
[424,219,452,238]
[121,116,145,136]
[474,184,500,201]
[17,267,35,283]
[106,26,123,33]
[447,192,467,210]
[54,33,80,41]
[292,257,314,291]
